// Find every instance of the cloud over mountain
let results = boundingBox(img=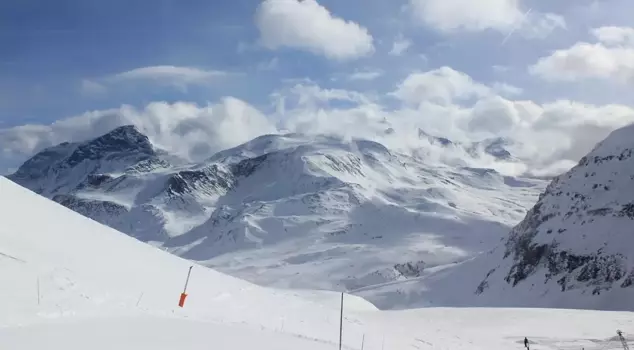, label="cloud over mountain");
[2,66,633,178]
